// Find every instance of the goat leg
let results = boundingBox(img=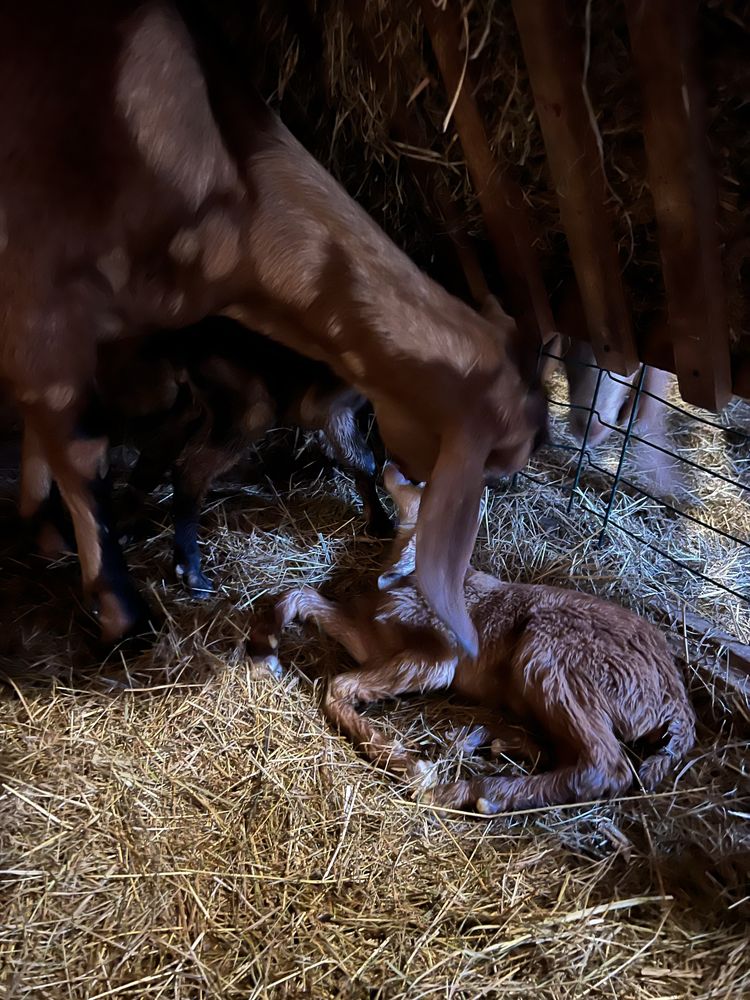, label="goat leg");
[427,750,633,813]
[119,385,201,542]
[488,722,549,768]
[628,368,687,500]
[428,682,633,813]
[22,397,152,644]
[427,729,631,814]
[324,654,456,778]
[637,707,695,791]
[274,586,372,664]
[169,419,244,598]
[171,487,213,599]
[170,458,219,599]
[319,408,393,538]
[446,719,546,766]
[353,470,393,539]
[247,585,371,676]
[19,424,76,557]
